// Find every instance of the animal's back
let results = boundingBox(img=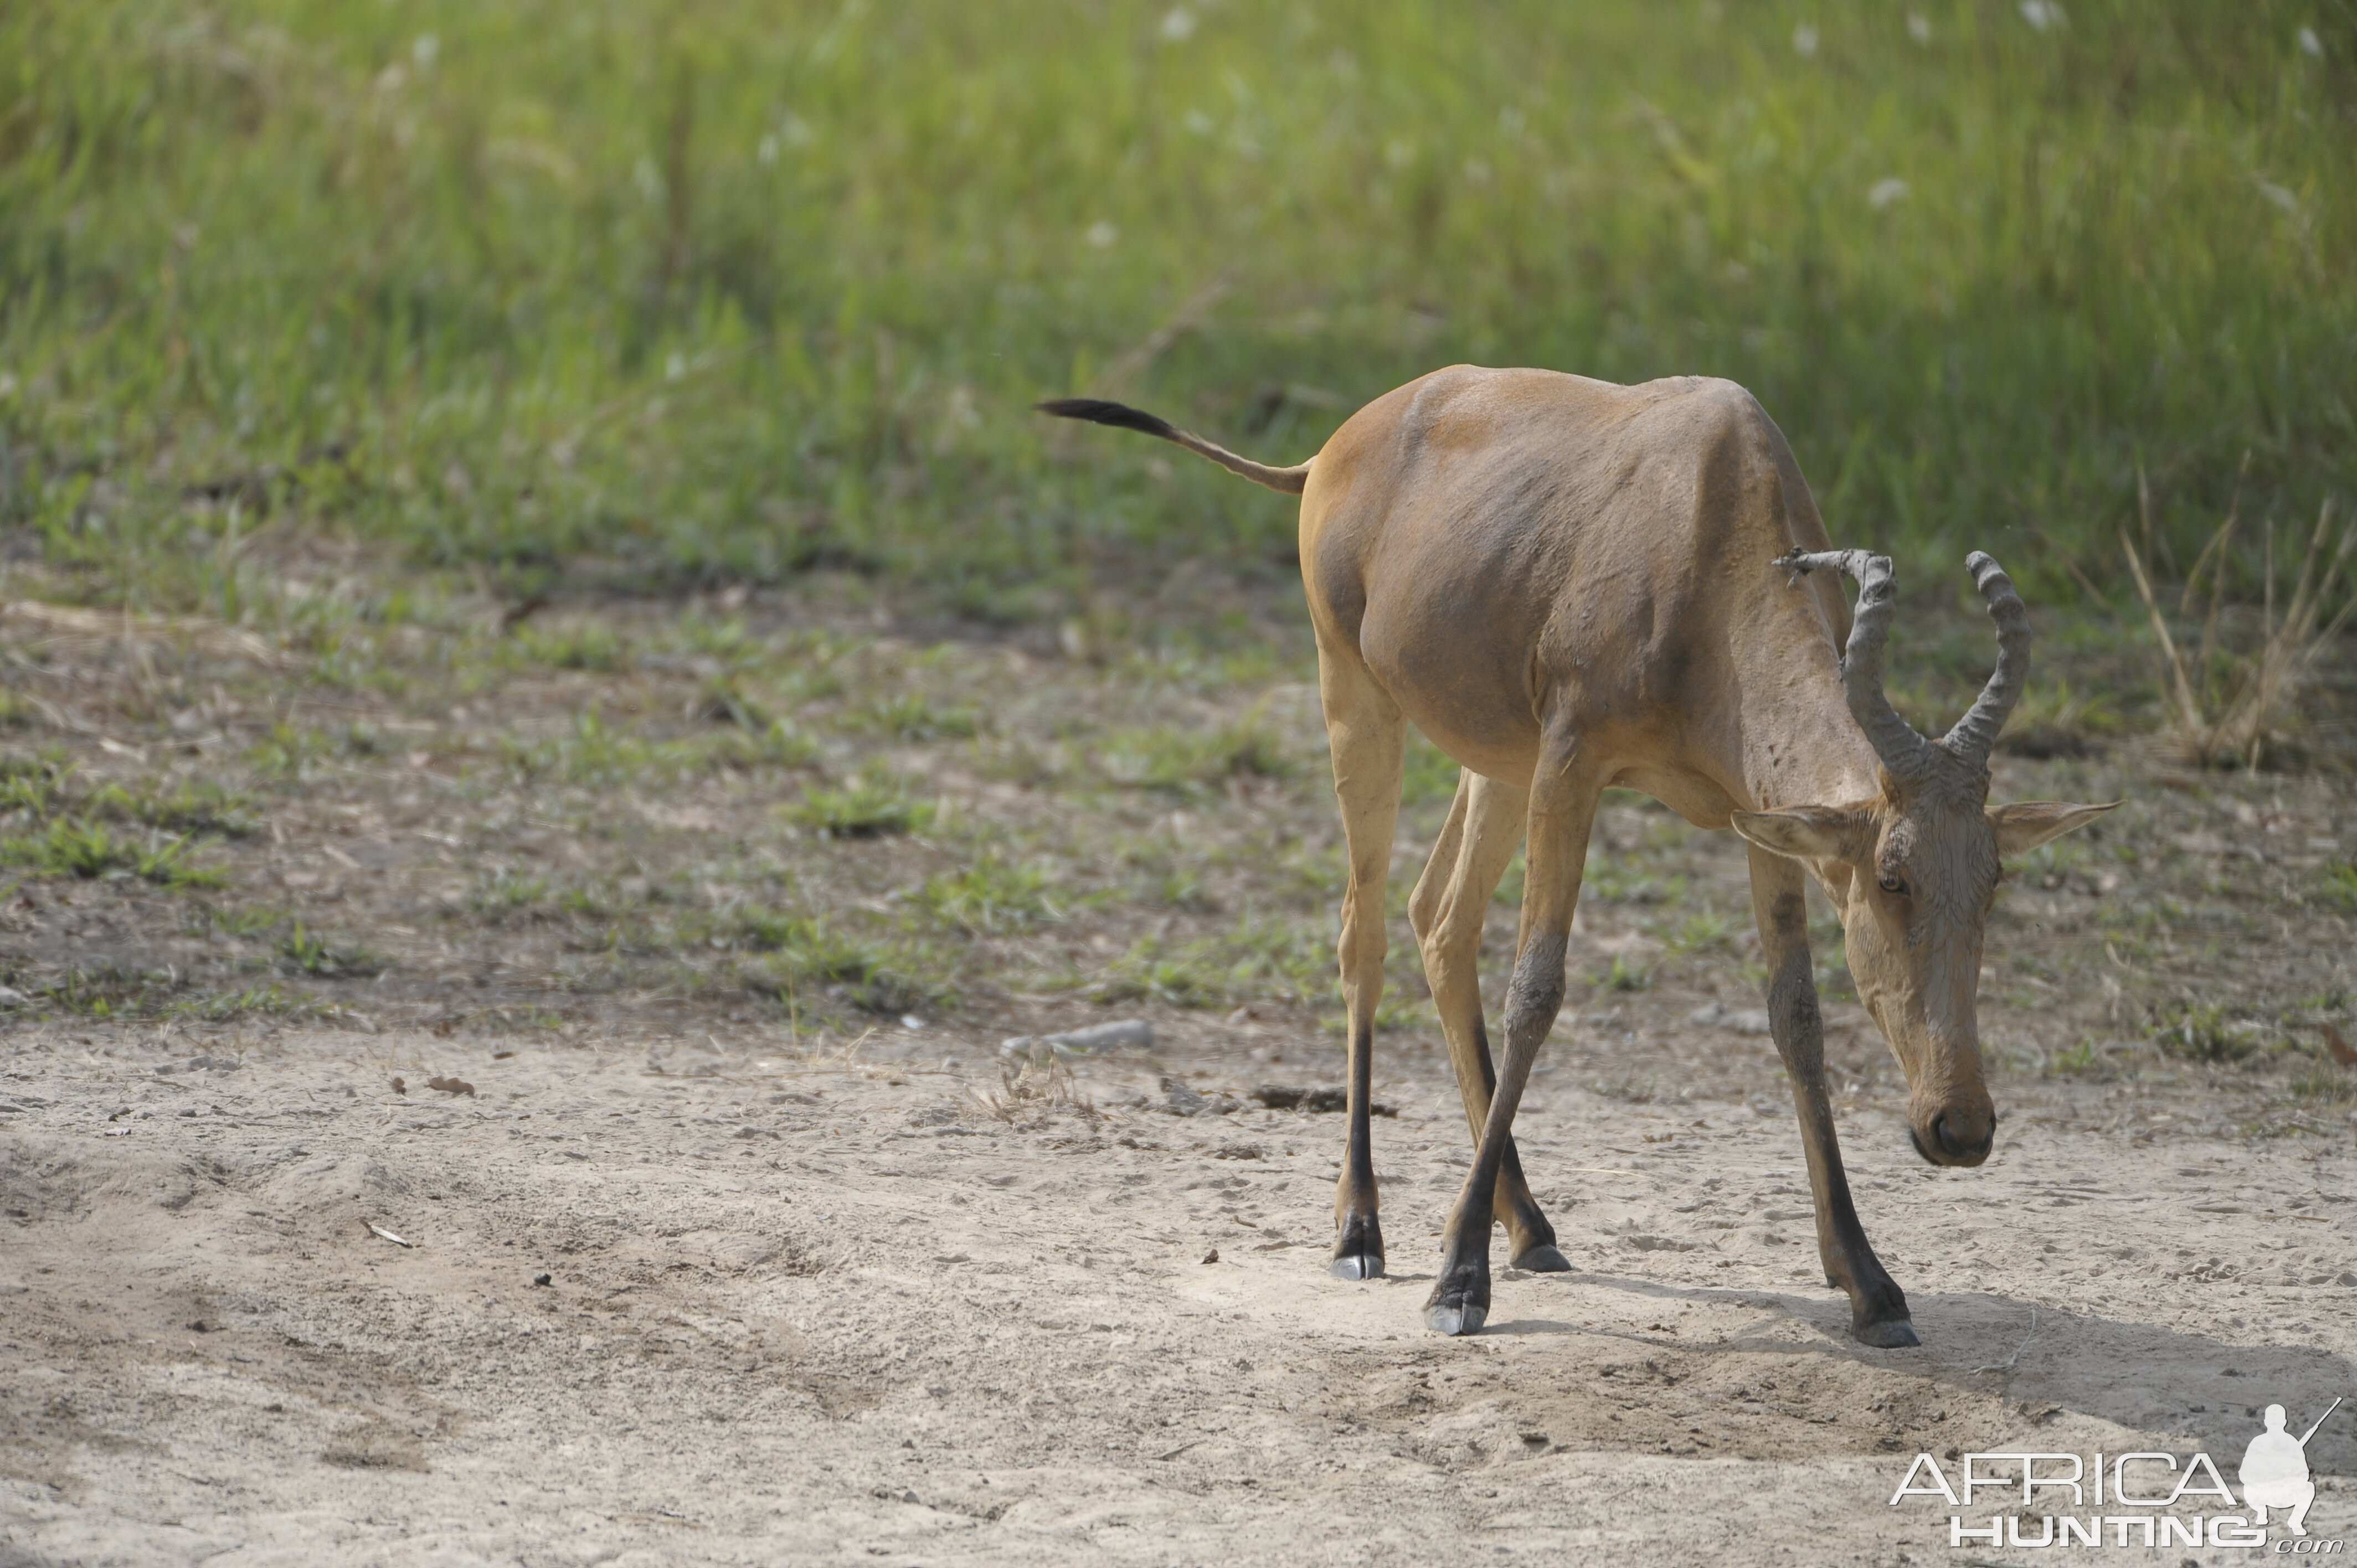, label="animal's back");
[1301,367,1831,781]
